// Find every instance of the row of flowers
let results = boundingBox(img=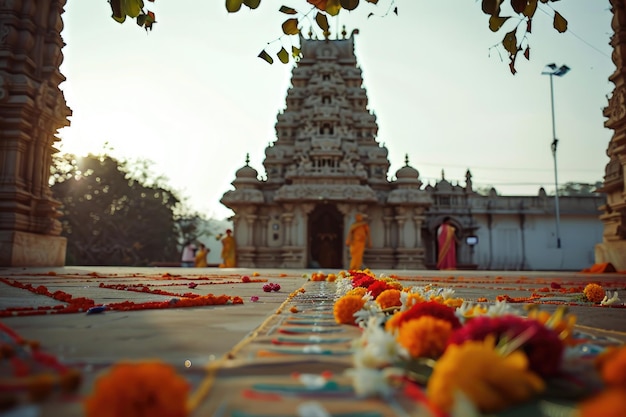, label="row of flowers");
[330,269,625,416]
[0,277,243,317]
